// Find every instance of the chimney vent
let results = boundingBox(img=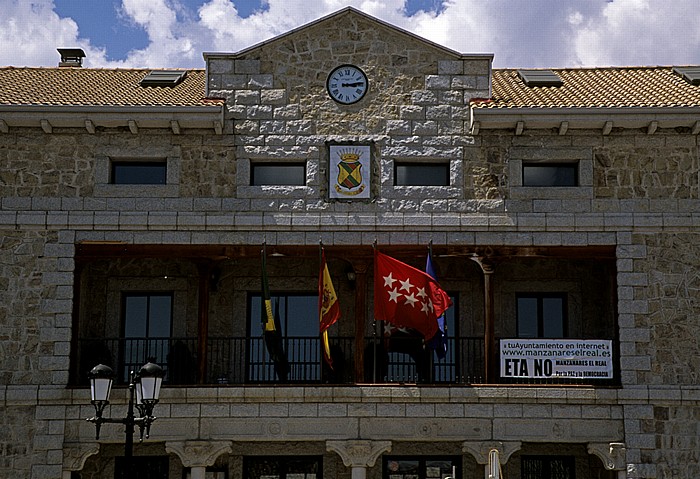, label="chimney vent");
[57,48,86,67]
